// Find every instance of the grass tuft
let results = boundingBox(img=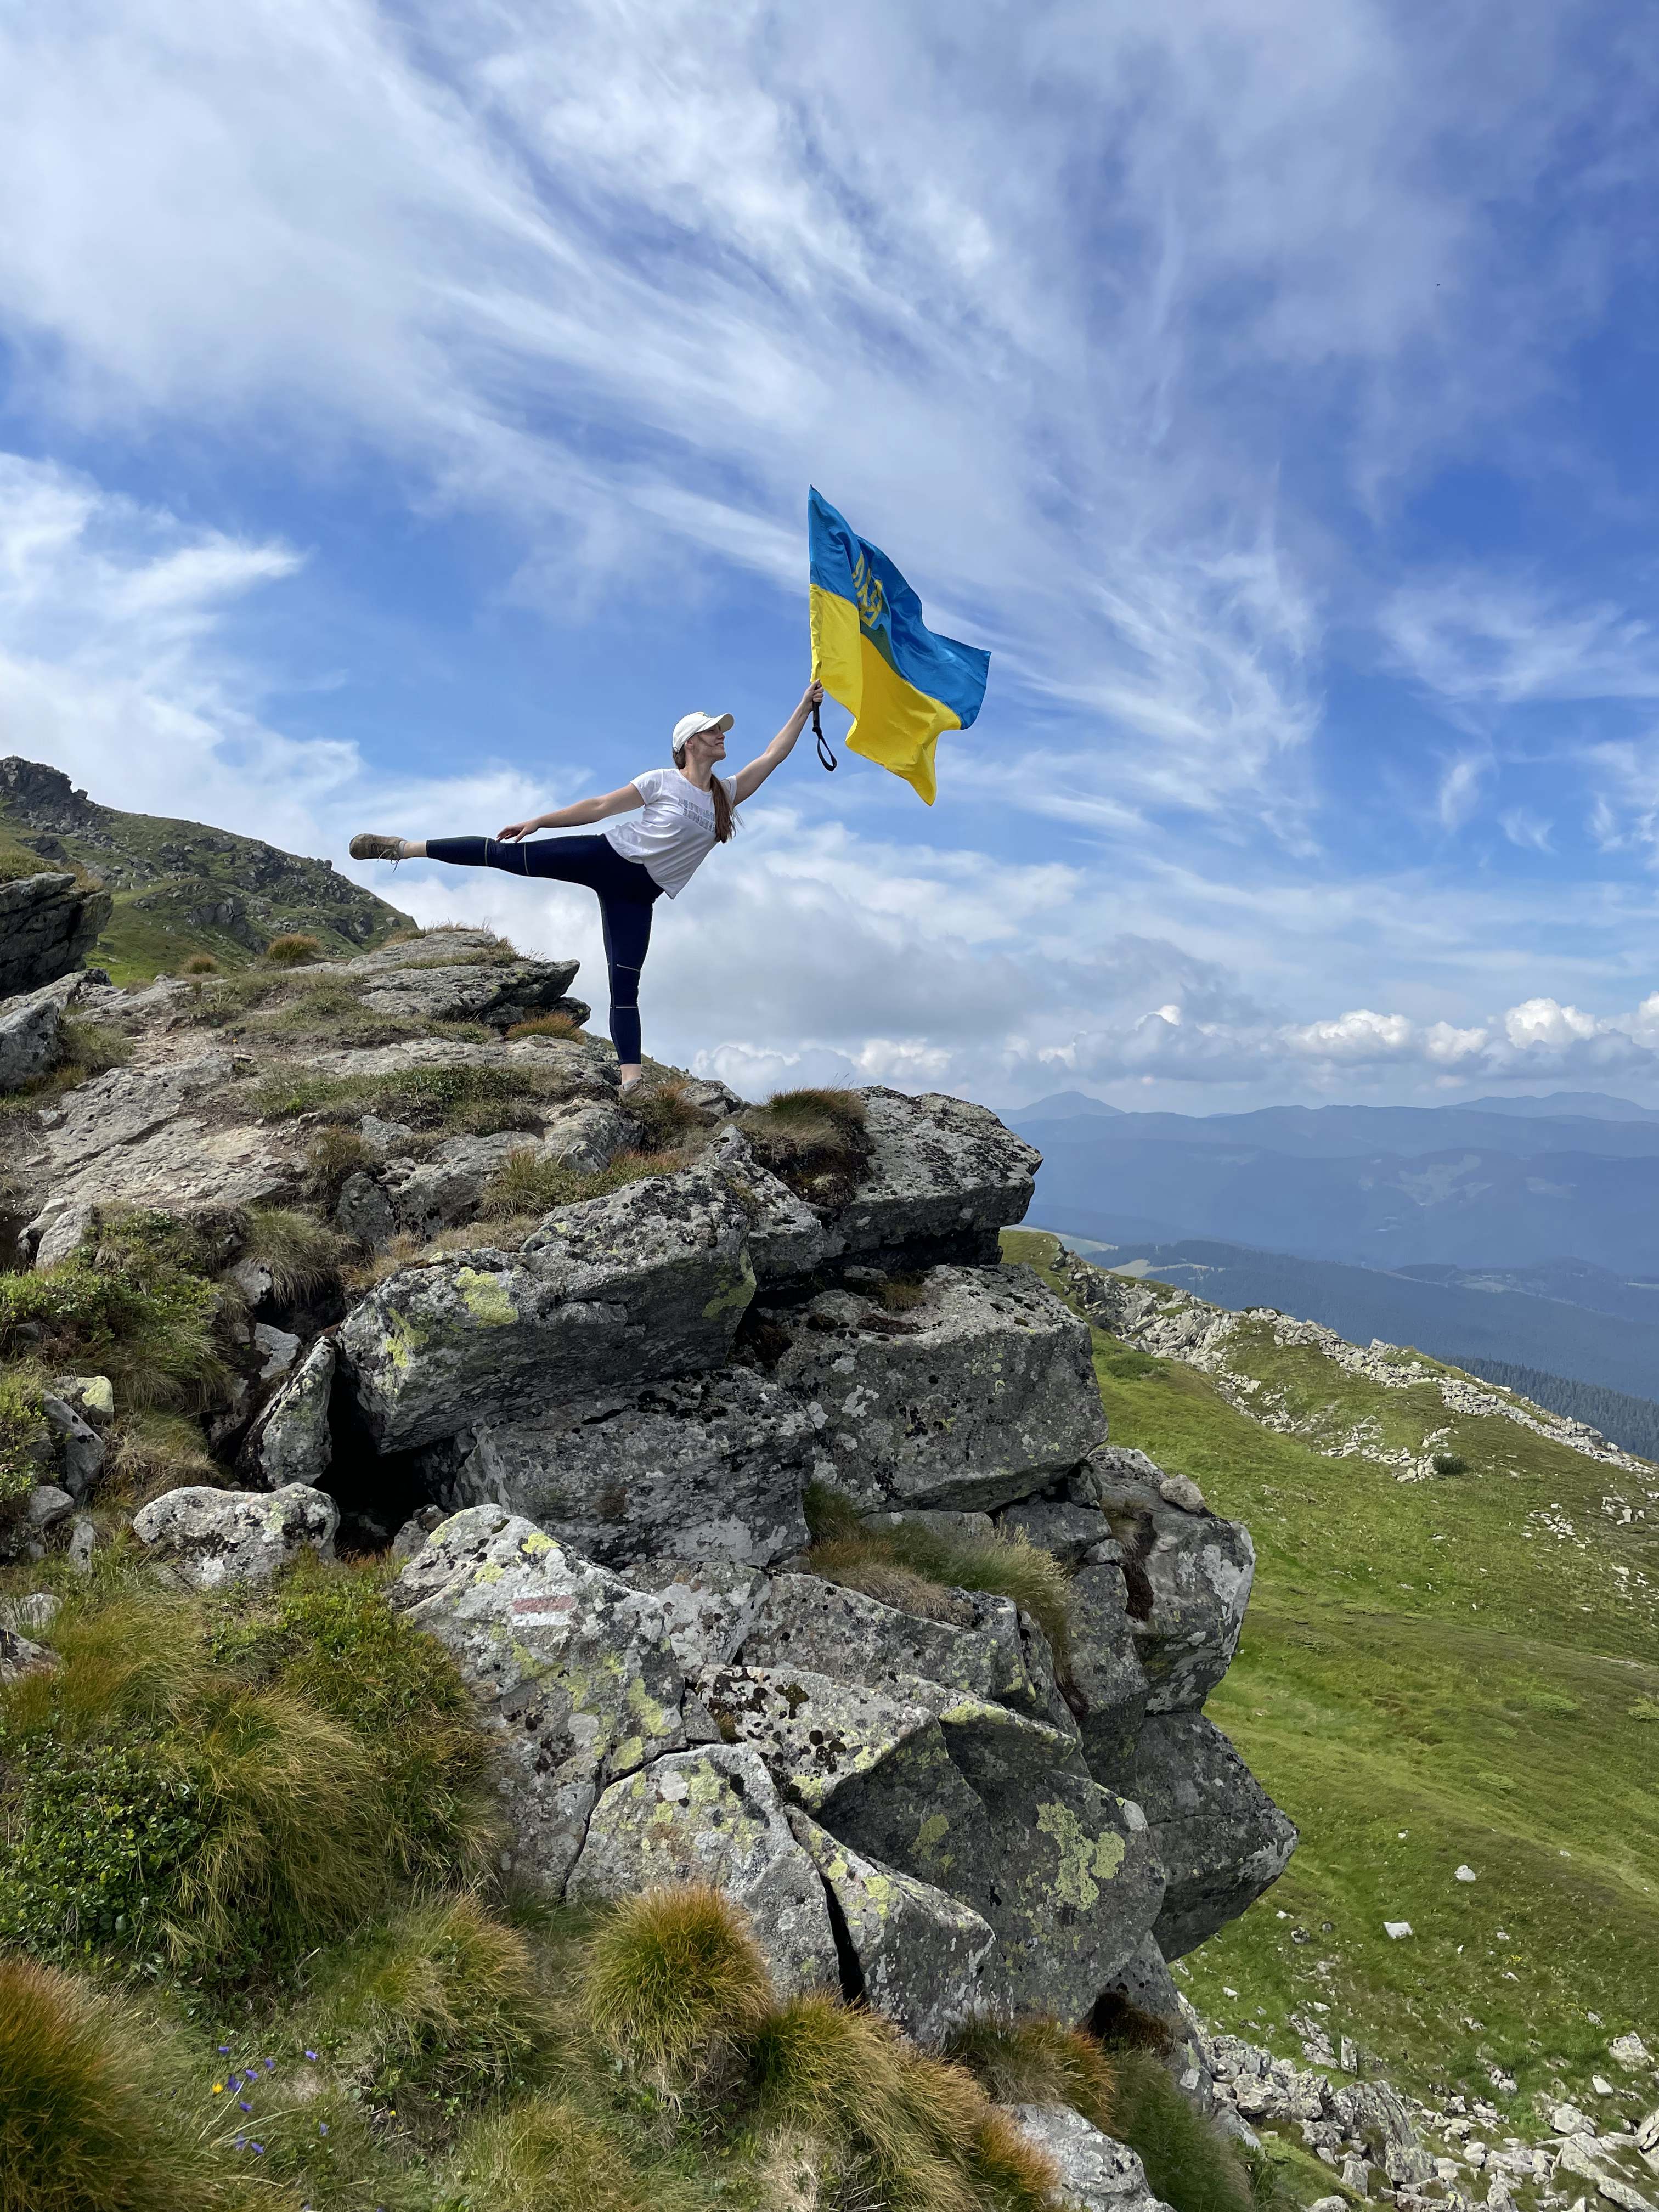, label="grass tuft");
[802,1489,1074,1666]
[0,1372,46,1523]
[738,1086,870,1205]
[1103,2046,1257,2212]
[313,1892,551,2106]
[237,1205,345,1302]
[450,2096,656,2212]
[179,952,221,974]
[480,1147,681,1222]
[945,2013,1115,2130]
[504,1012,581,1041]
[580,1883,772,2095]
[0,1959,215,2212]
[108,1408,221,1504]
[0,1251,225,1413]
[262,932,324,967]
[307,1124,373,1207]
